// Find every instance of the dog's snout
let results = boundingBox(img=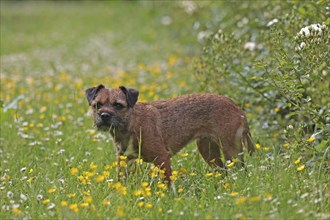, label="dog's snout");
[100,112,112,121]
